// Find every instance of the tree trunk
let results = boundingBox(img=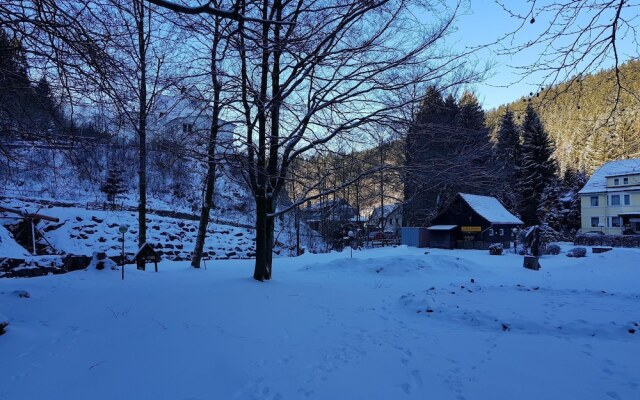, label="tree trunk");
[191,160,216,268]
[254,196,273,281]
[191,18,222,269]
[136,0,147,249]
